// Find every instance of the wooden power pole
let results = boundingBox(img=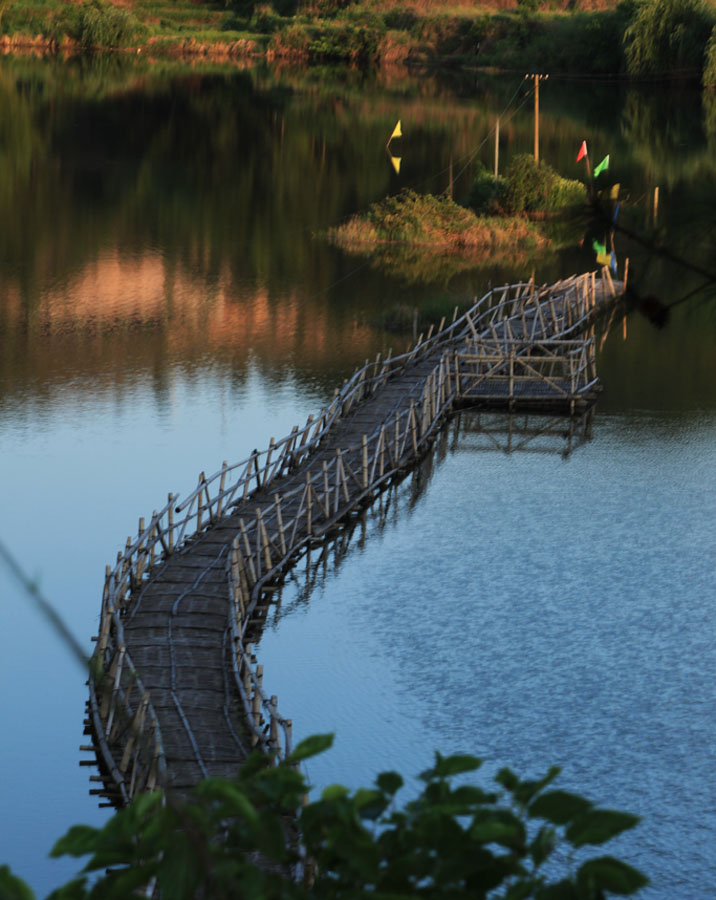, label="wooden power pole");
[525,73,548,163]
